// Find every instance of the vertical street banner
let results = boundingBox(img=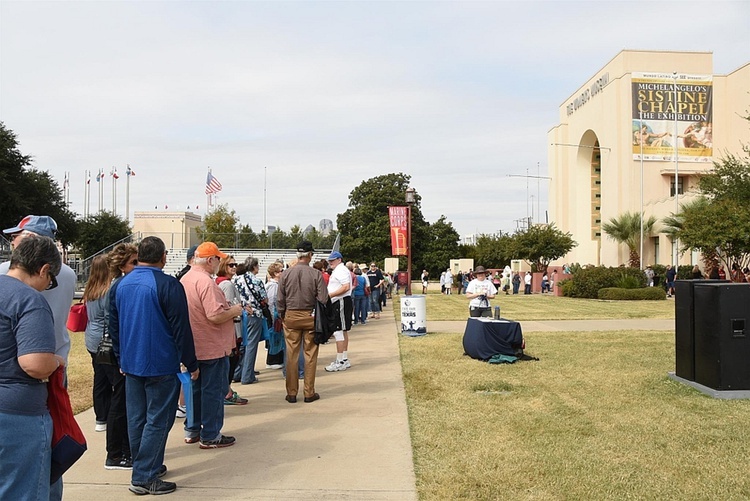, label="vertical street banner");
[632,72,713,163]
[388,206,408,256]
